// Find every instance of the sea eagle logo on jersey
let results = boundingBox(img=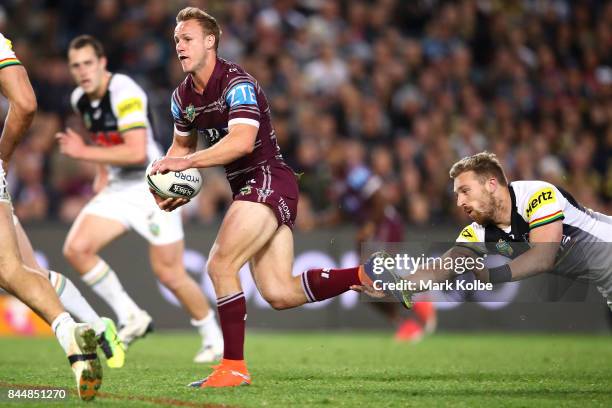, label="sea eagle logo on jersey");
[524,187,557,219]
[185,104,197,122]
[257,188,273,200]
[226,83,257,108]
